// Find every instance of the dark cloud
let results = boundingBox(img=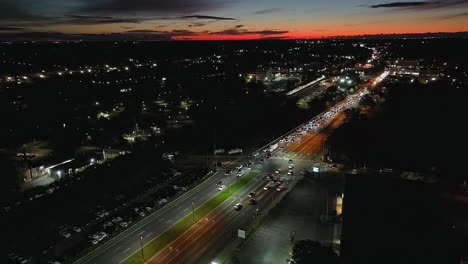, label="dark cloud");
[79,0,224,15]
[0,1,48,21]
[0,26,28,31]
[369,2,434,8]
[209,28,288,35]
[180,15,236,20]
[60,14,144,24]
[188,22,207,27]
[368,0,468,9]
[254,8,282,14]
[0,31,173,41]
